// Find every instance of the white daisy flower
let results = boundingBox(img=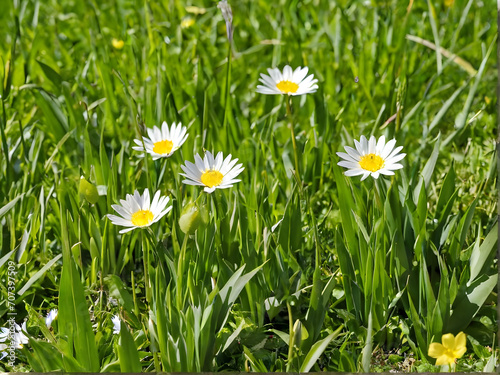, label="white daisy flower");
[111,315,121,335]
[180,151,244,193]
[13,322,29,348]
[45,309,58,328]
[107,189,172,234]
[337,135,406,181]
[256,65,318,96]
[0,322,29,349]
[132,121,188,160]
